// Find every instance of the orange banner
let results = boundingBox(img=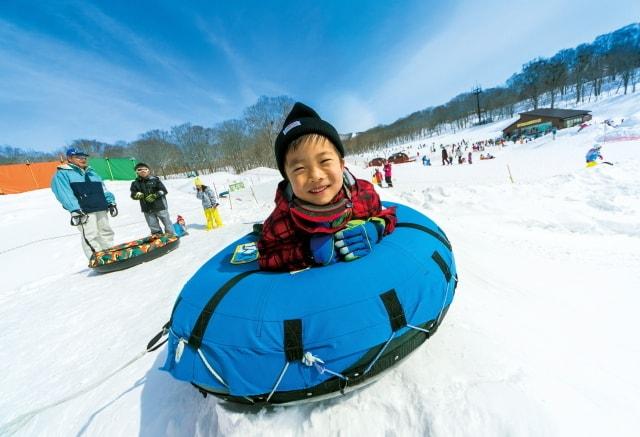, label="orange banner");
[0,161,62,194]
